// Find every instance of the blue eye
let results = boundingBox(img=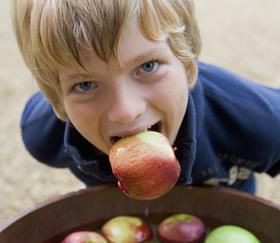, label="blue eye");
[138,60,160,75]
[74,81,96,92]
[142,61,156,72]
